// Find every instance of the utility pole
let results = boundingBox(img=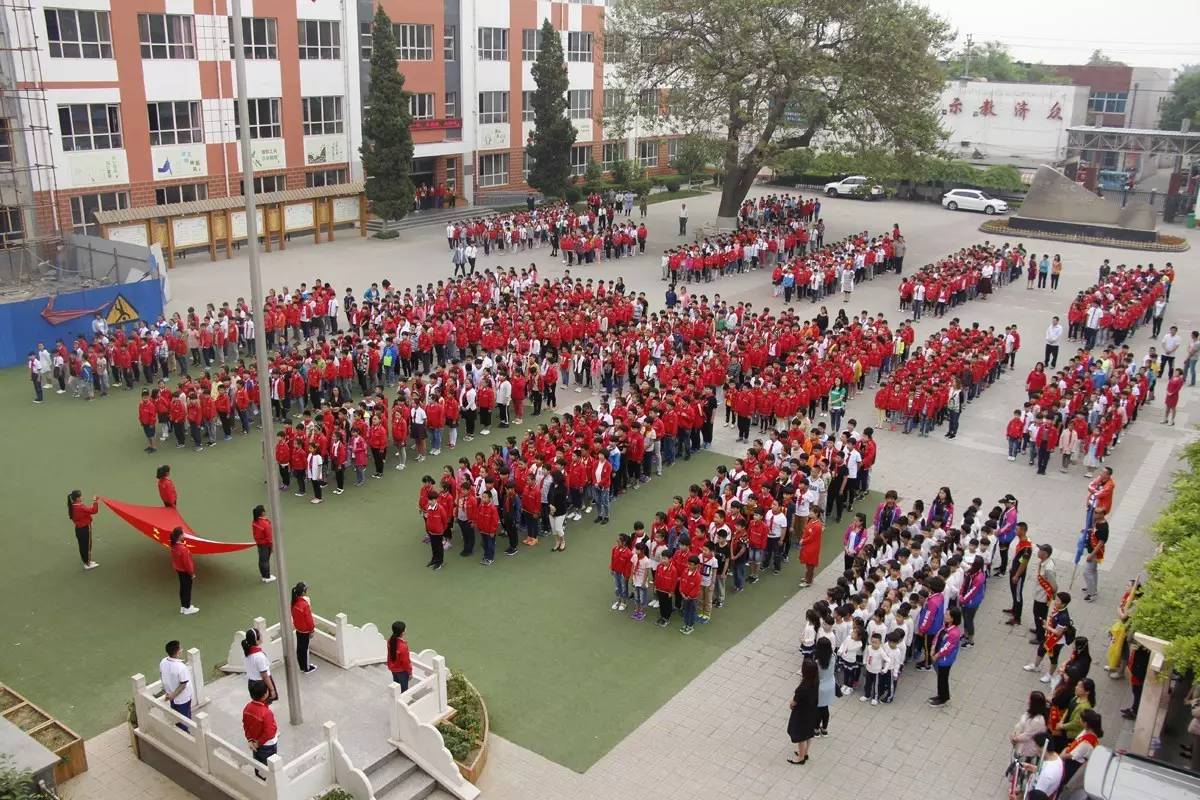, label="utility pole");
[231,0,303,725]
[962,34,973,79]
